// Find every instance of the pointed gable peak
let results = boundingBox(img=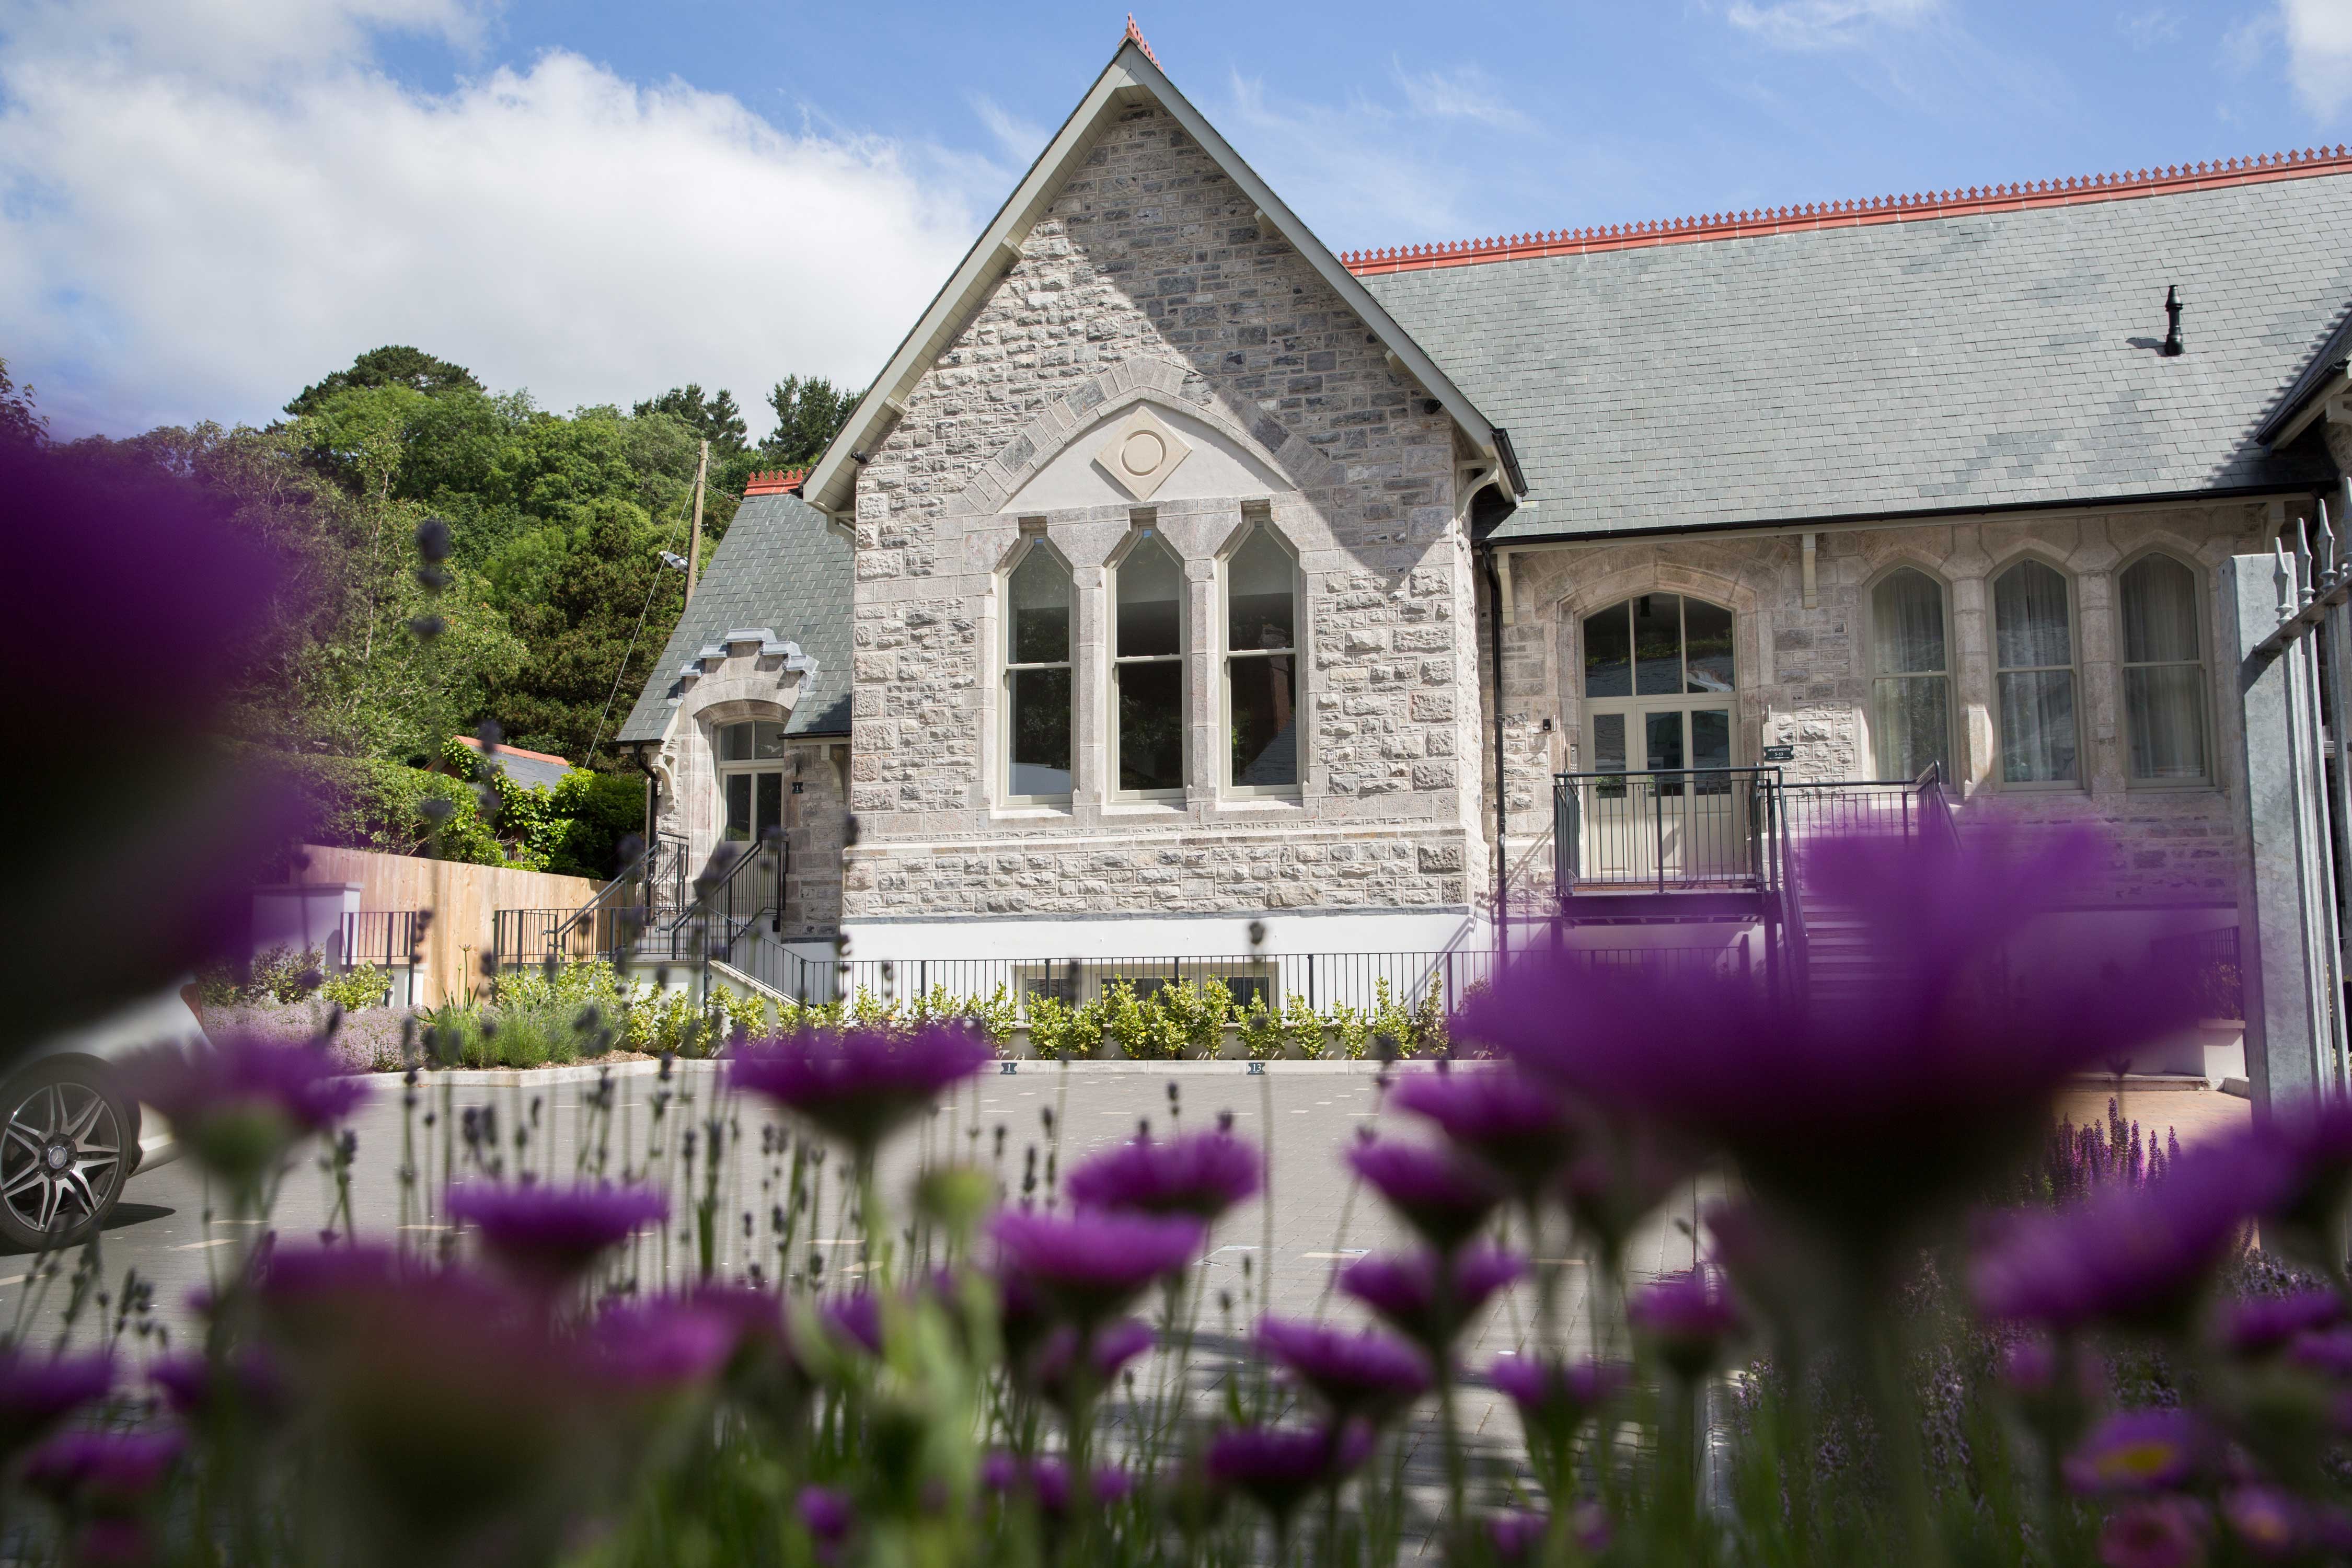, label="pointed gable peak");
[1122,14,1161,67]
[798,30,1511,517]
